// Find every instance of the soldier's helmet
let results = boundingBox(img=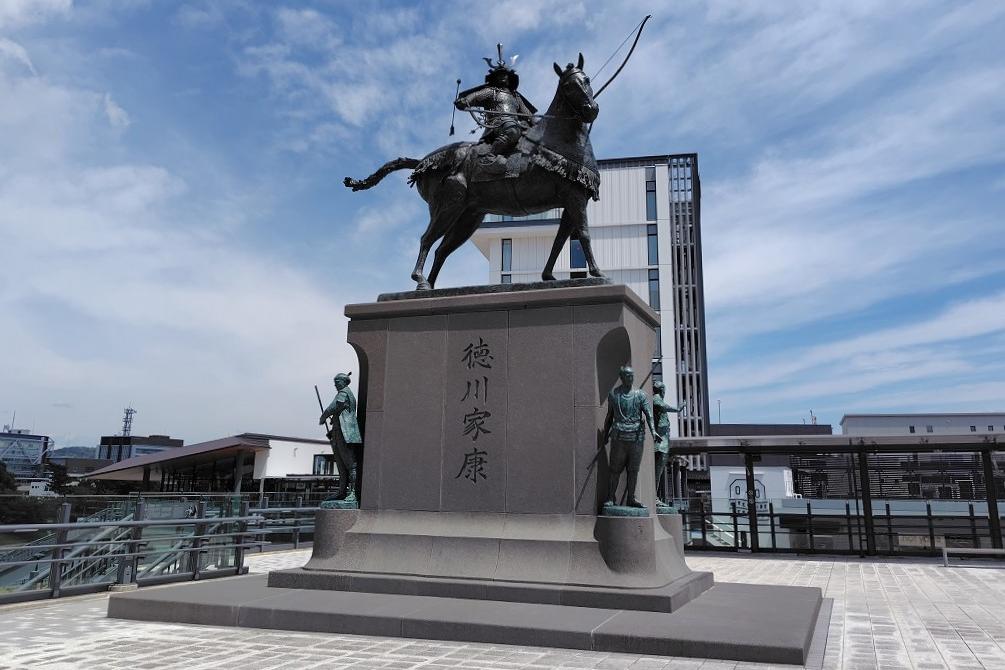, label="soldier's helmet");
[483,55,519,90]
